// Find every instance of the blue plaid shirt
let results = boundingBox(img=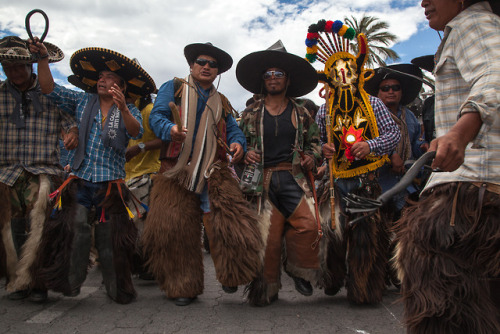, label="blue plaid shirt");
[48,84,143,182]
[315,95,400,156]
